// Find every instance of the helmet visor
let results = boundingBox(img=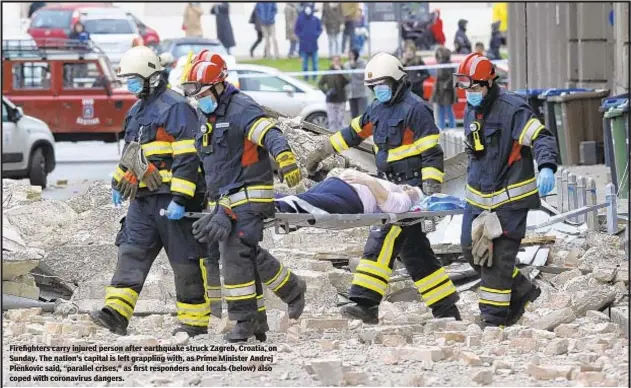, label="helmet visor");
[181,82,212,98]
[453,73,474,89]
